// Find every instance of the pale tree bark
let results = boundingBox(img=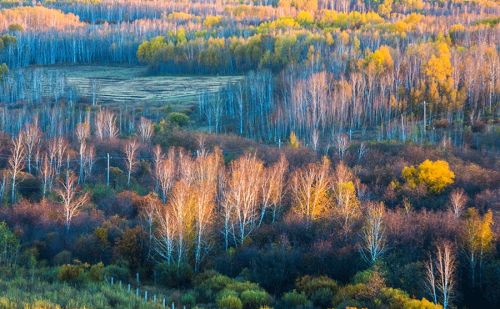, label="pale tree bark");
[124,138,139,186]
[360,202,385,265]
[75,122,90,183]
[138,117,153,143]
[229,154,263,246]
[55,172,89,232]
[9,133,25,204]
[193,149,221,271]
[449,188,467,218]
[23,121,41,175]
[426,242,456,309]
